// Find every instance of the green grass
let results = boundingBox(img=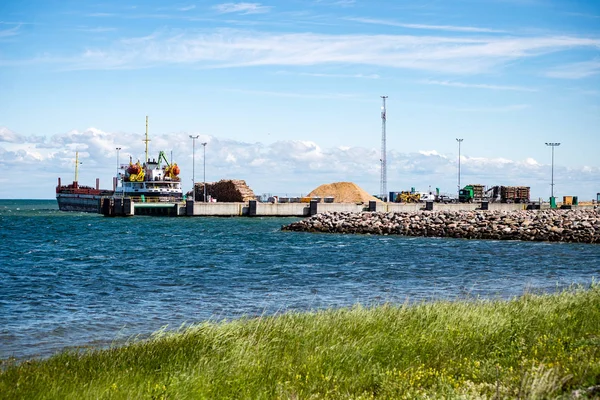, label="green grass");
[2,286,600,399]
